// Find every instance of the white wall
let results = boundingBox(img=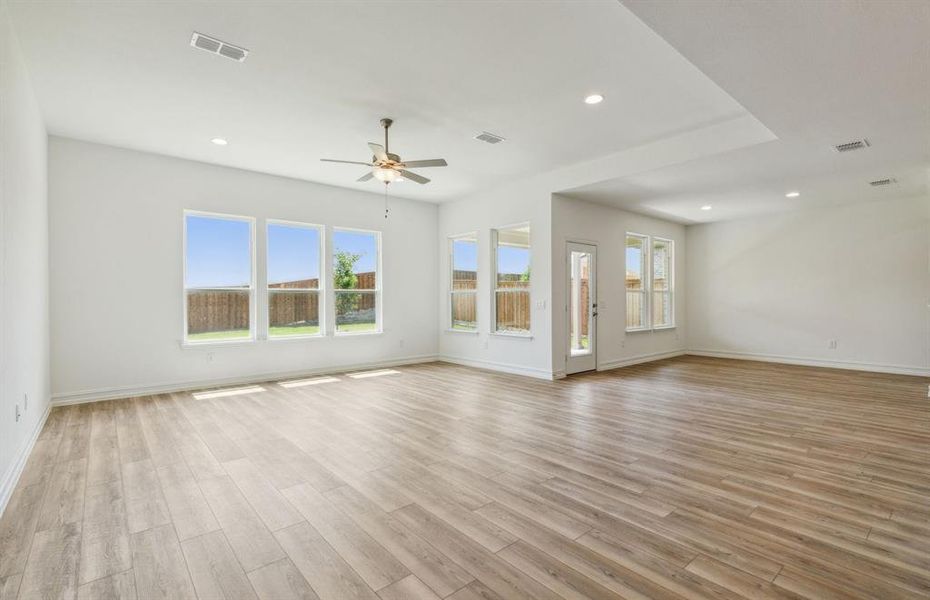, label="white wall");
[49,137,438,402]
[437,180,552,379]
[687,195,930,375]
[551,195,686,375]
[0,3,50,511]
